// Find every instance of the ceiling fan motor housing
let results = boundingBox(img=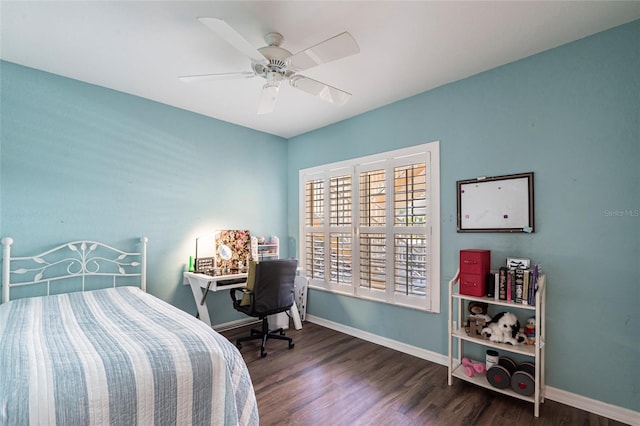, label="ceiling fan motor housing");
[252,32,294,77]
